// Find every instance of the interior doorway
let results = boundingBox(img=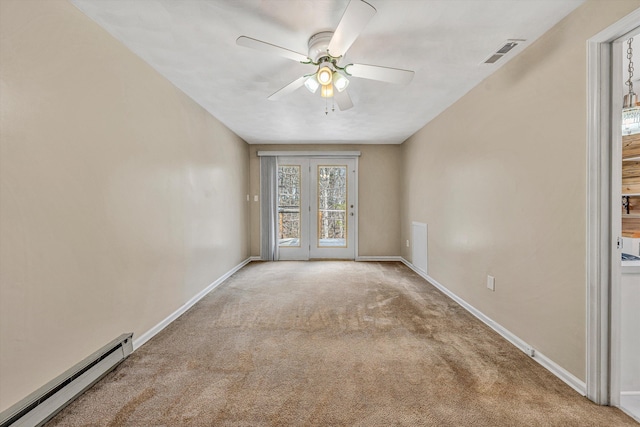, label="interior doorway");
[586,9,640,422]
[617,32,640,422]
[276,156,357,260]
